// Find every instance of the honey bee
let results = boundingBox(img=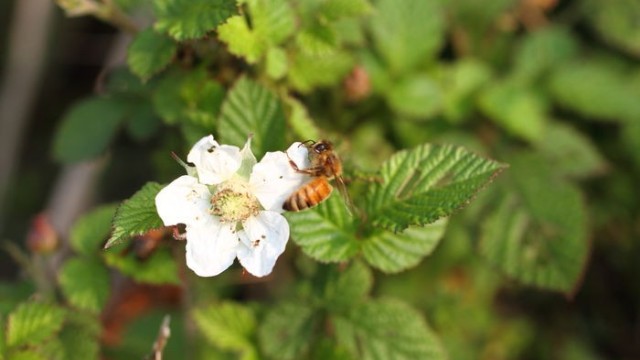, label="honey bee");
[283,140,355,215]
